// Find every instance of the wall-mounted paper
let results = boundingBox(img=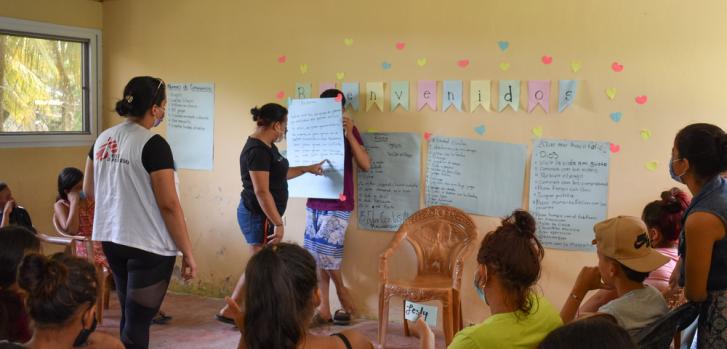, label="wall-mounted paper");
[470,80,491,112]
[442,80,463,112]
[528,80,551,113]
[391,81,410,111]
[529,139,610,251]
[295,82,312,99]
[366,82,384,111]
[426,136,526,217]
[319,82,336,95]
[358,133,420,231]
[558,80,578,112]
[287,98,345,199]
[498,80,520,112]
[417,80,437,111]
[167,82,215,170]
[341,82,360,111]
